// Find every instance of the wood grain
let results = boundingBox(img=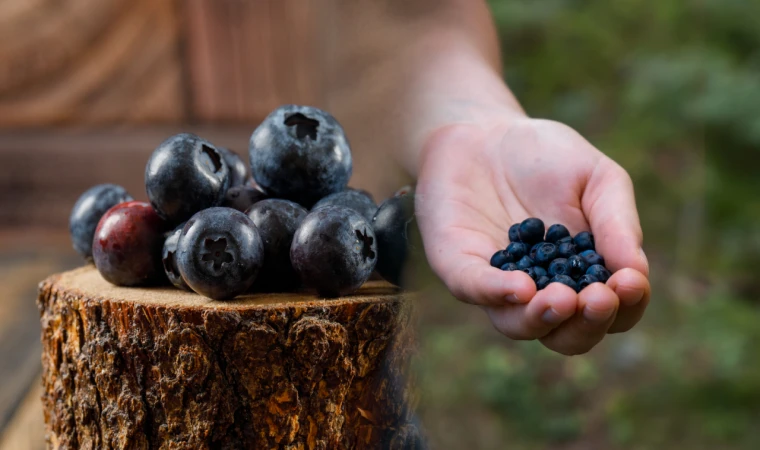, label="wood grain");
[38,266,422,449]
[0,0,184,127]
